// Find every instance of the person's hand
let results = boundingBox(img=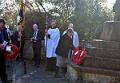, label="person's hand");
[18,32,23,36]
[18,38,21,41]
[9,51,14,56]
[0,44,4,49]
[30,37,34,42]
